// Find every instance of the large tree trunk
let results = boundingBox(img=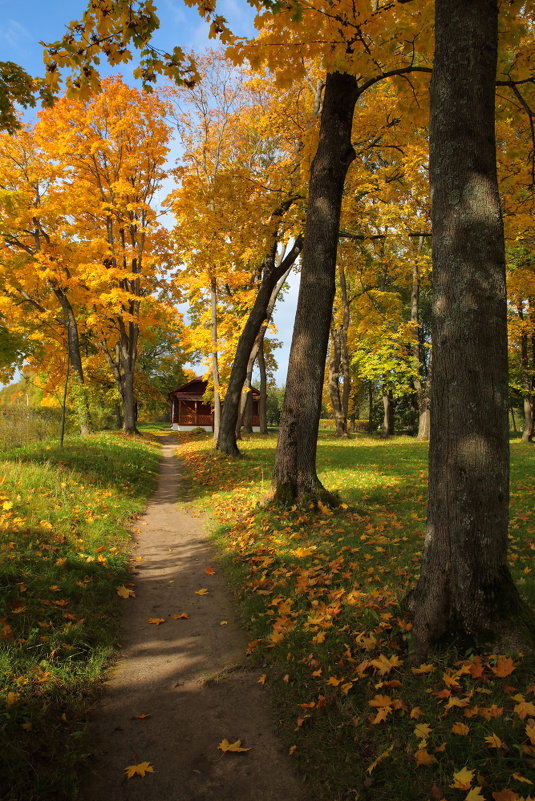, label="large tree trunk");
[412,0,534,656]
[272,72,359,504]
[217,238,302,455]
[381,390,394,437]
